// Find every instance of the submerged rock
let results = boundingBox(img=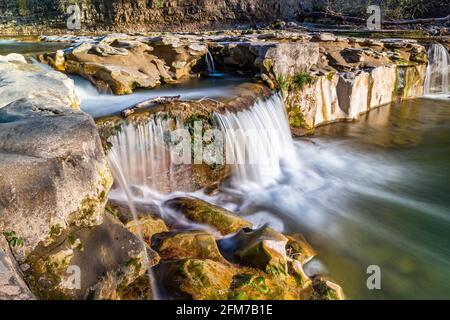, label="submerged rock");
[165,197,252,236]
